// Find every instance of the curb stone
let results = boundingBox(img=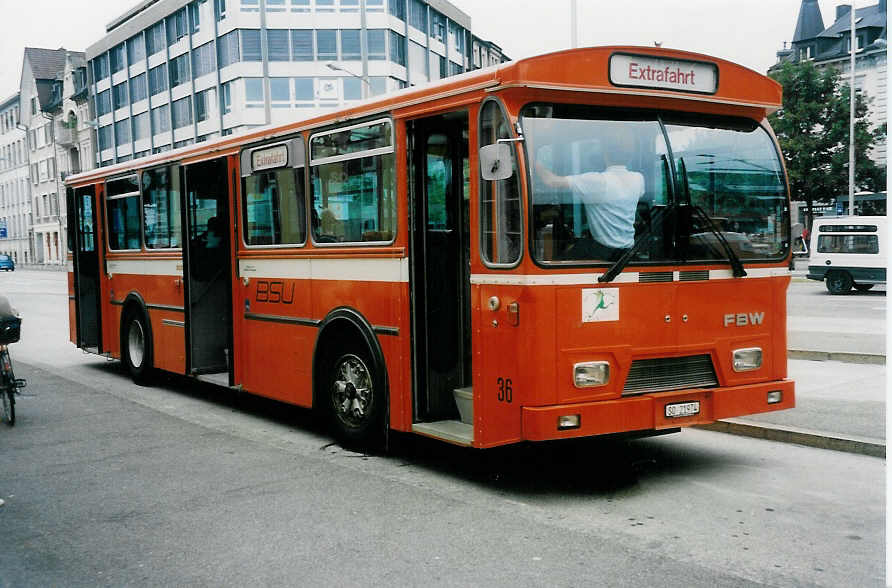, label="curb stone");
[699,419,885,458]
